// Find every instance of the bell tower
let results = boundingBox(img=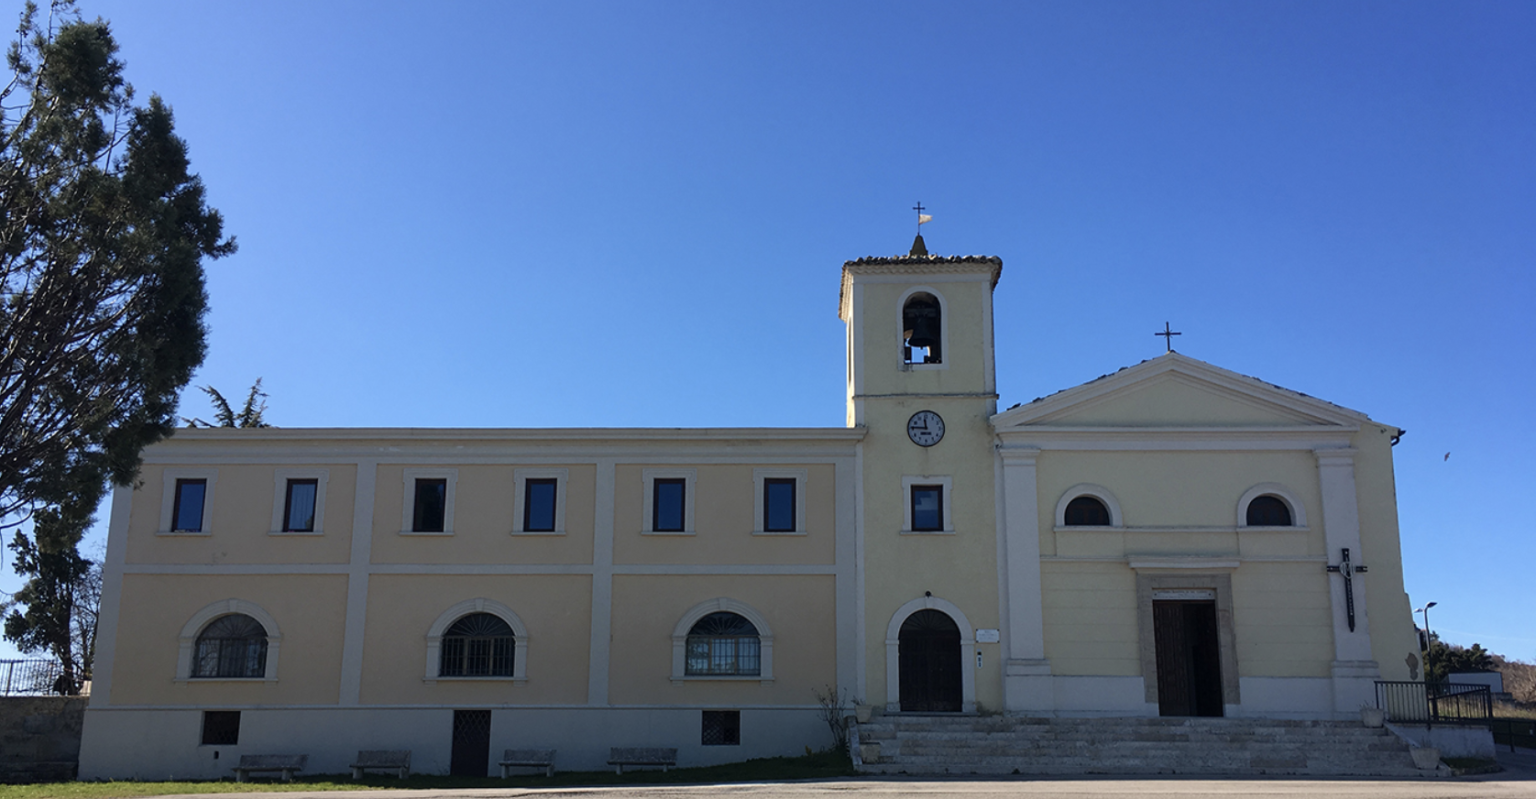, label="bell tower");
[839,235,1005,714]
